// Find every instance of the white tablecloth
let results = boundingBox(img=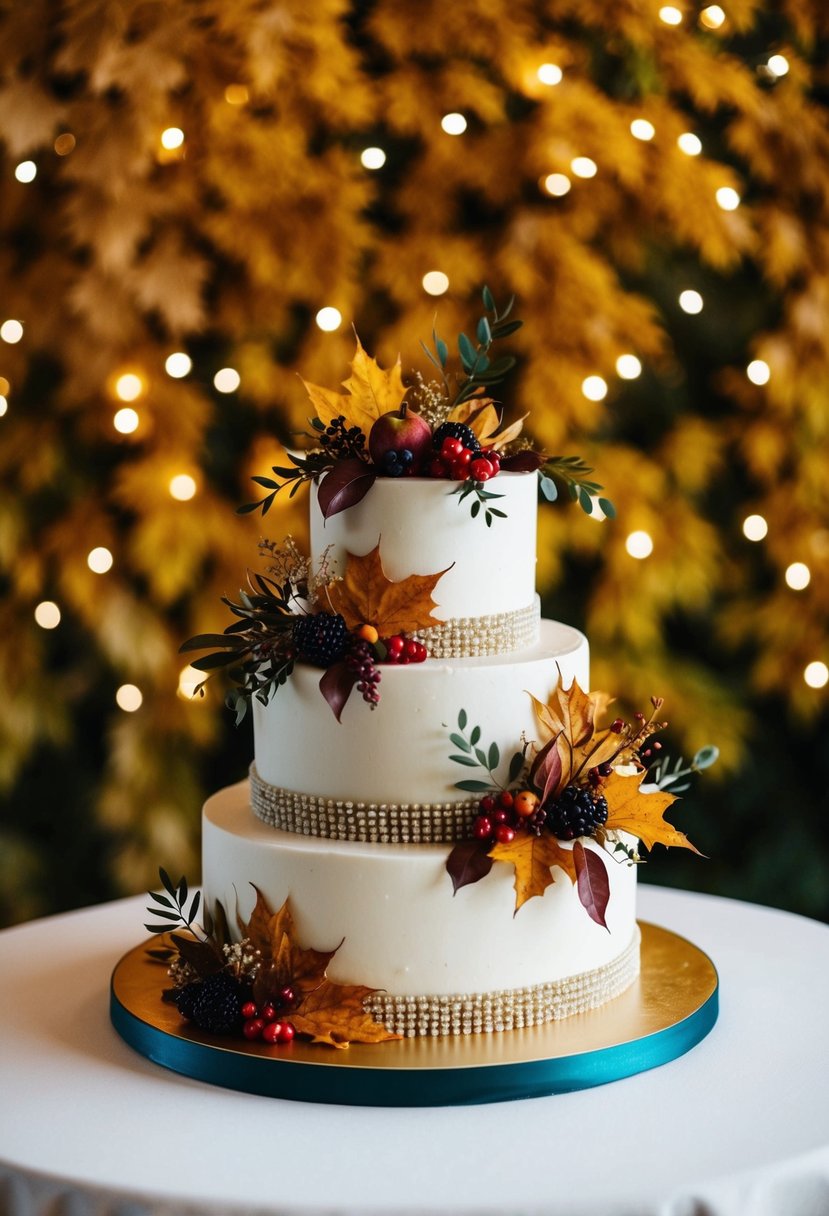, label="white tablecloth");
[1,887,828,1216]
